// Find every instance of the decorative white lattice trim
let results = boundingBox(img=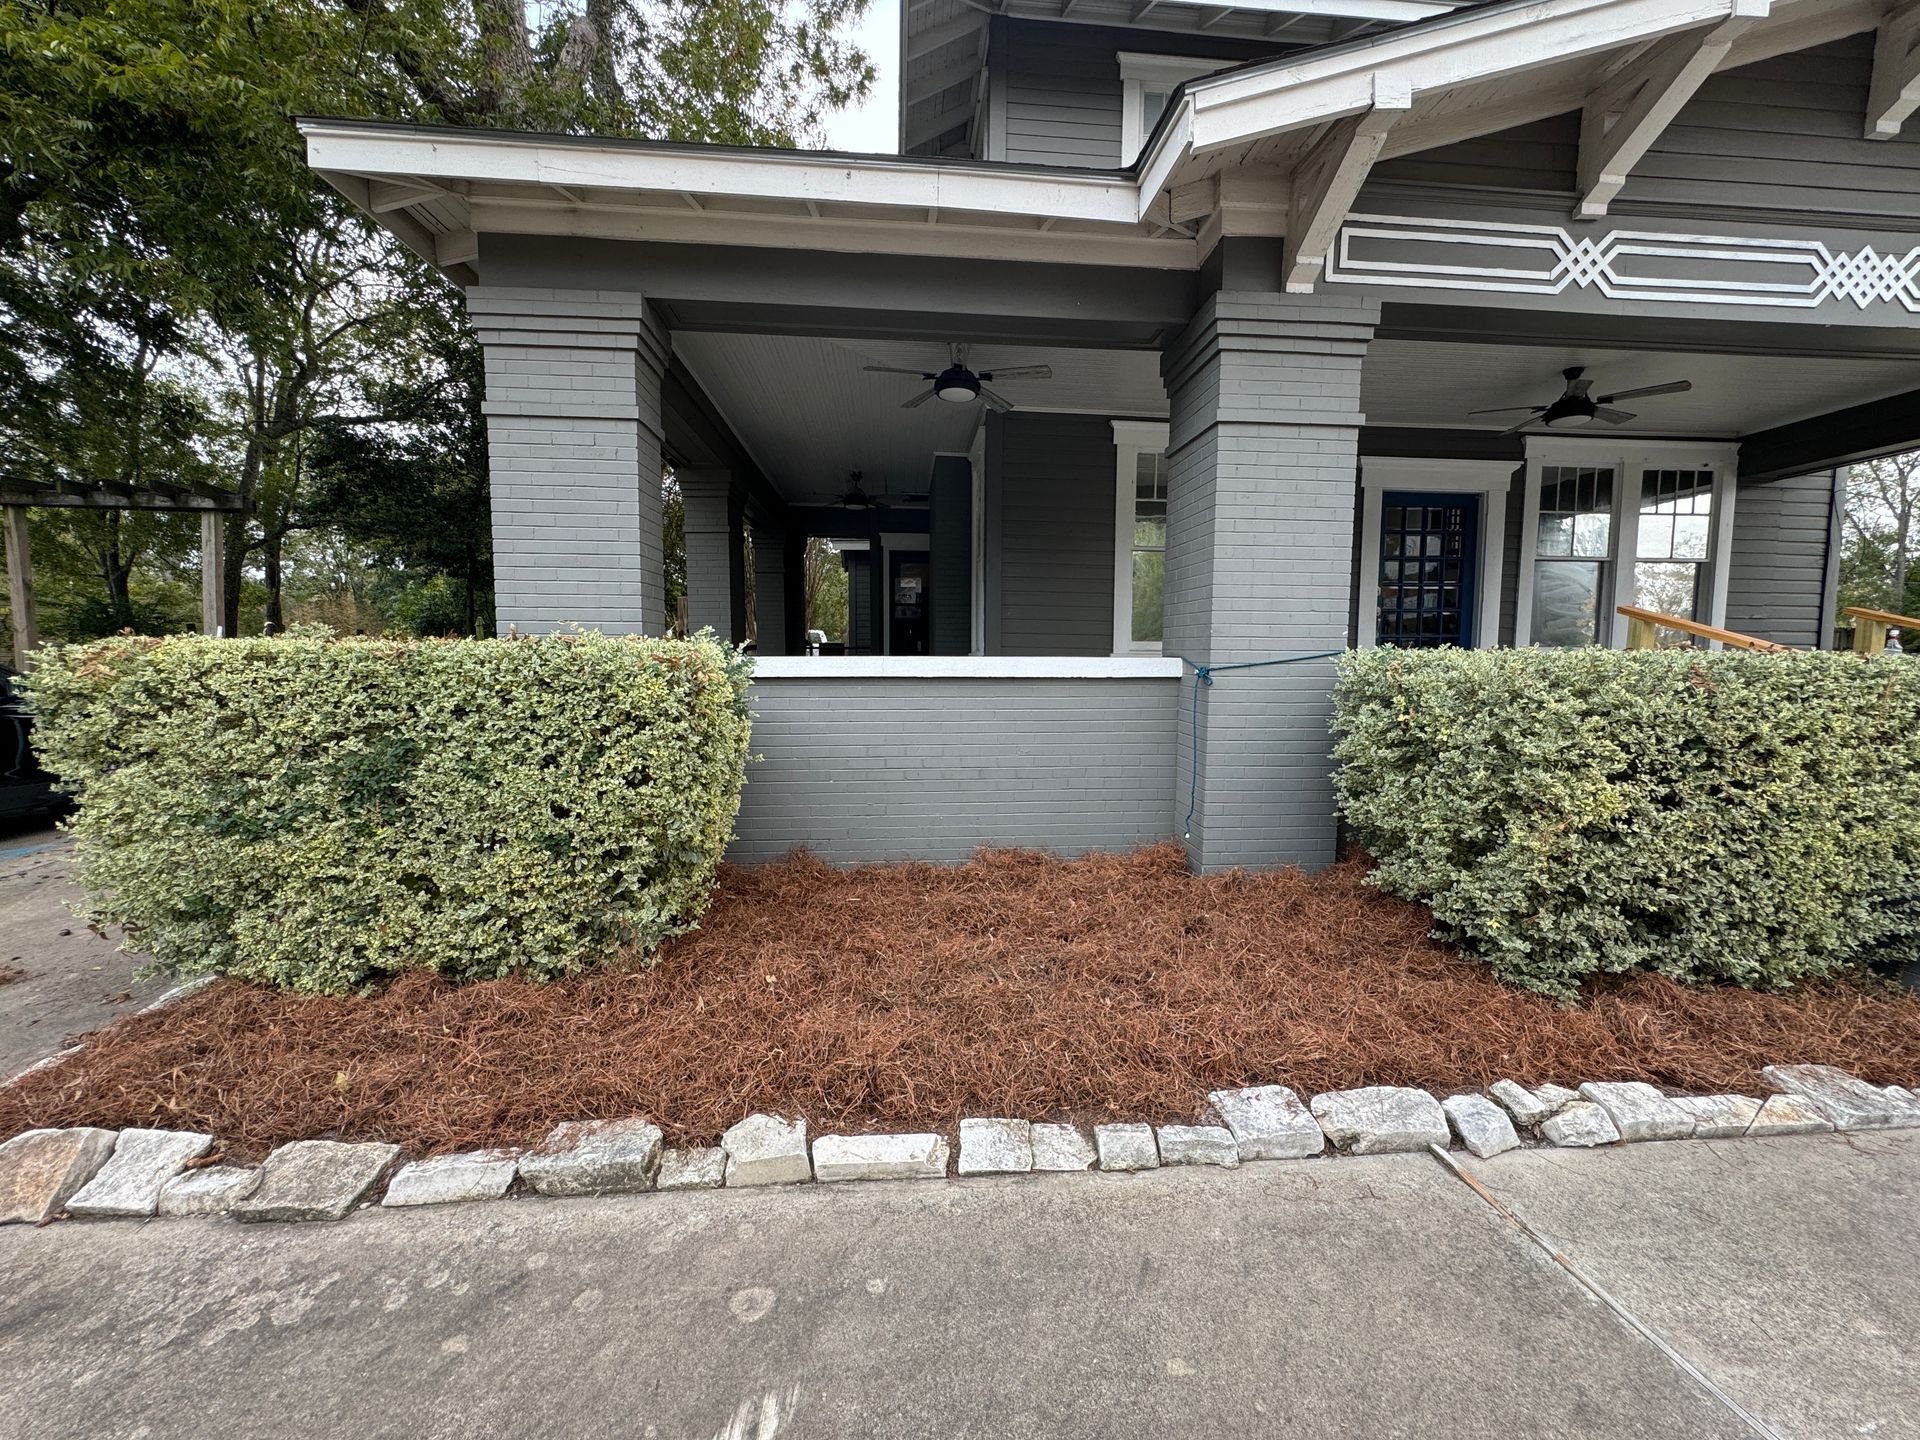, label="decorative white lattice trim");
[1323,214,1920,312]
